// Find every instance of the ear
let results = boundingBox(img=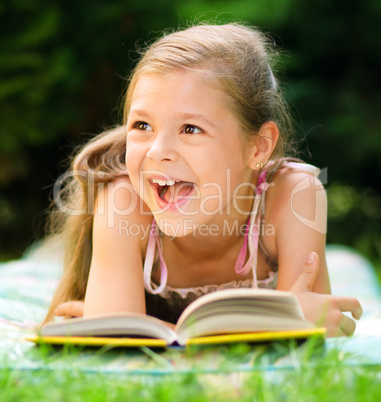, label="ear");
[247,121,279,170]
